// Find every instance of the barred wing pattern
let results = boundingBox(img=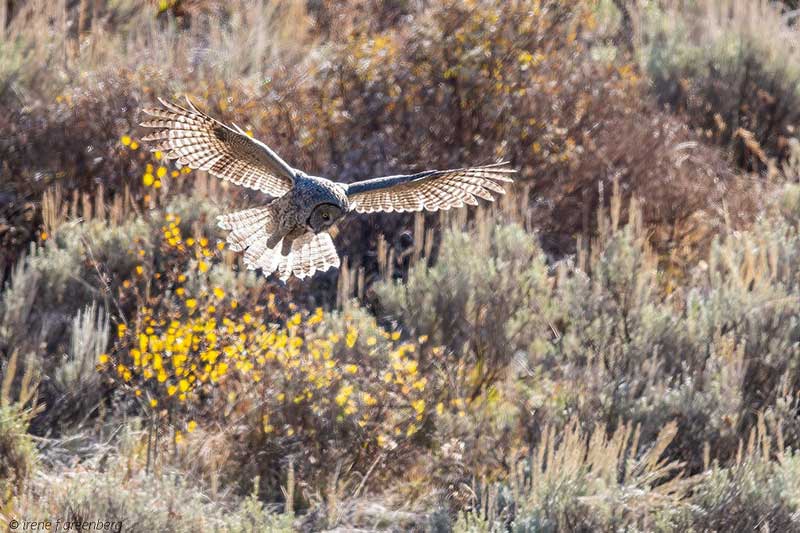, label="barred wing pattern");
[344,162,515,213]
[140,98,295,197]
